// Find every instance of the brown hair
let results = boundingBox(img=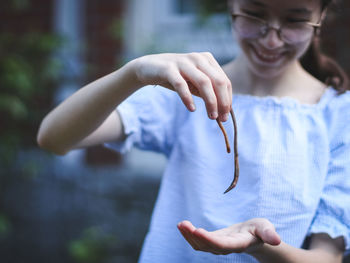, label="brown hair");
[300,0,350,94]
